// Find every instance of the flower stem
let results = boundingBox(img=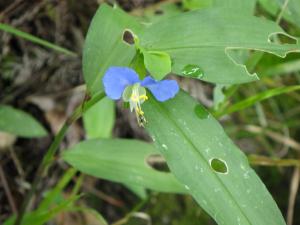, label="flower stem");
[14,91,105,225]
